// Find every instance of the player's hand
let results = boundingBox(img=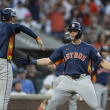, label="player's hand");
[37,39,45,51]
[17,53,31,65]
